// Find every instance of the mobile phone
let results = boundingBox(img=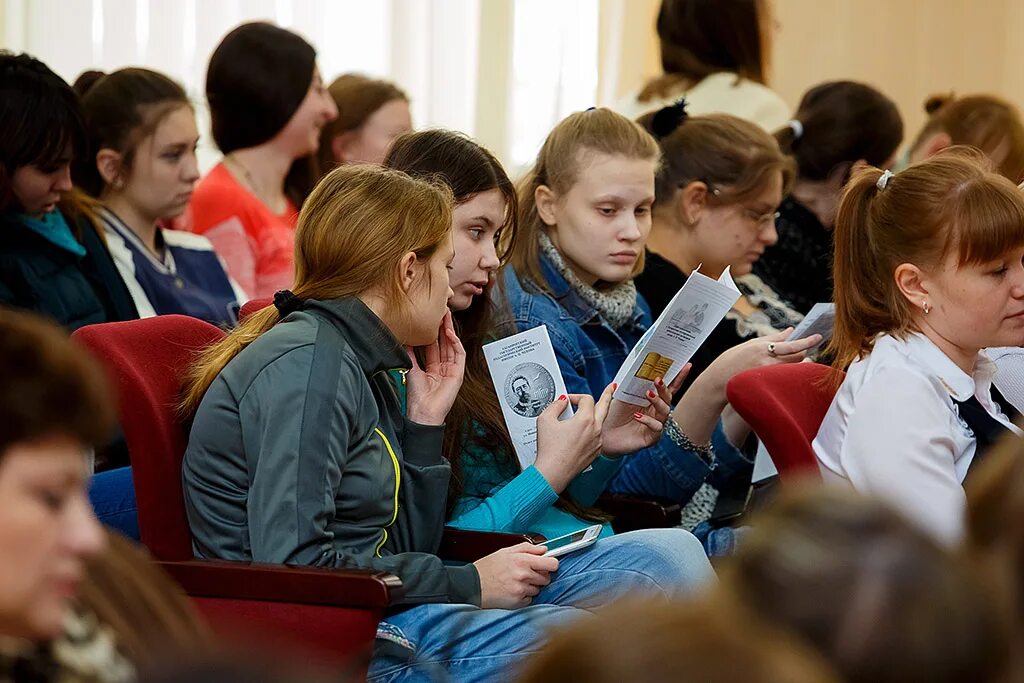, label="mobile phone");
[538,524,603,558]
